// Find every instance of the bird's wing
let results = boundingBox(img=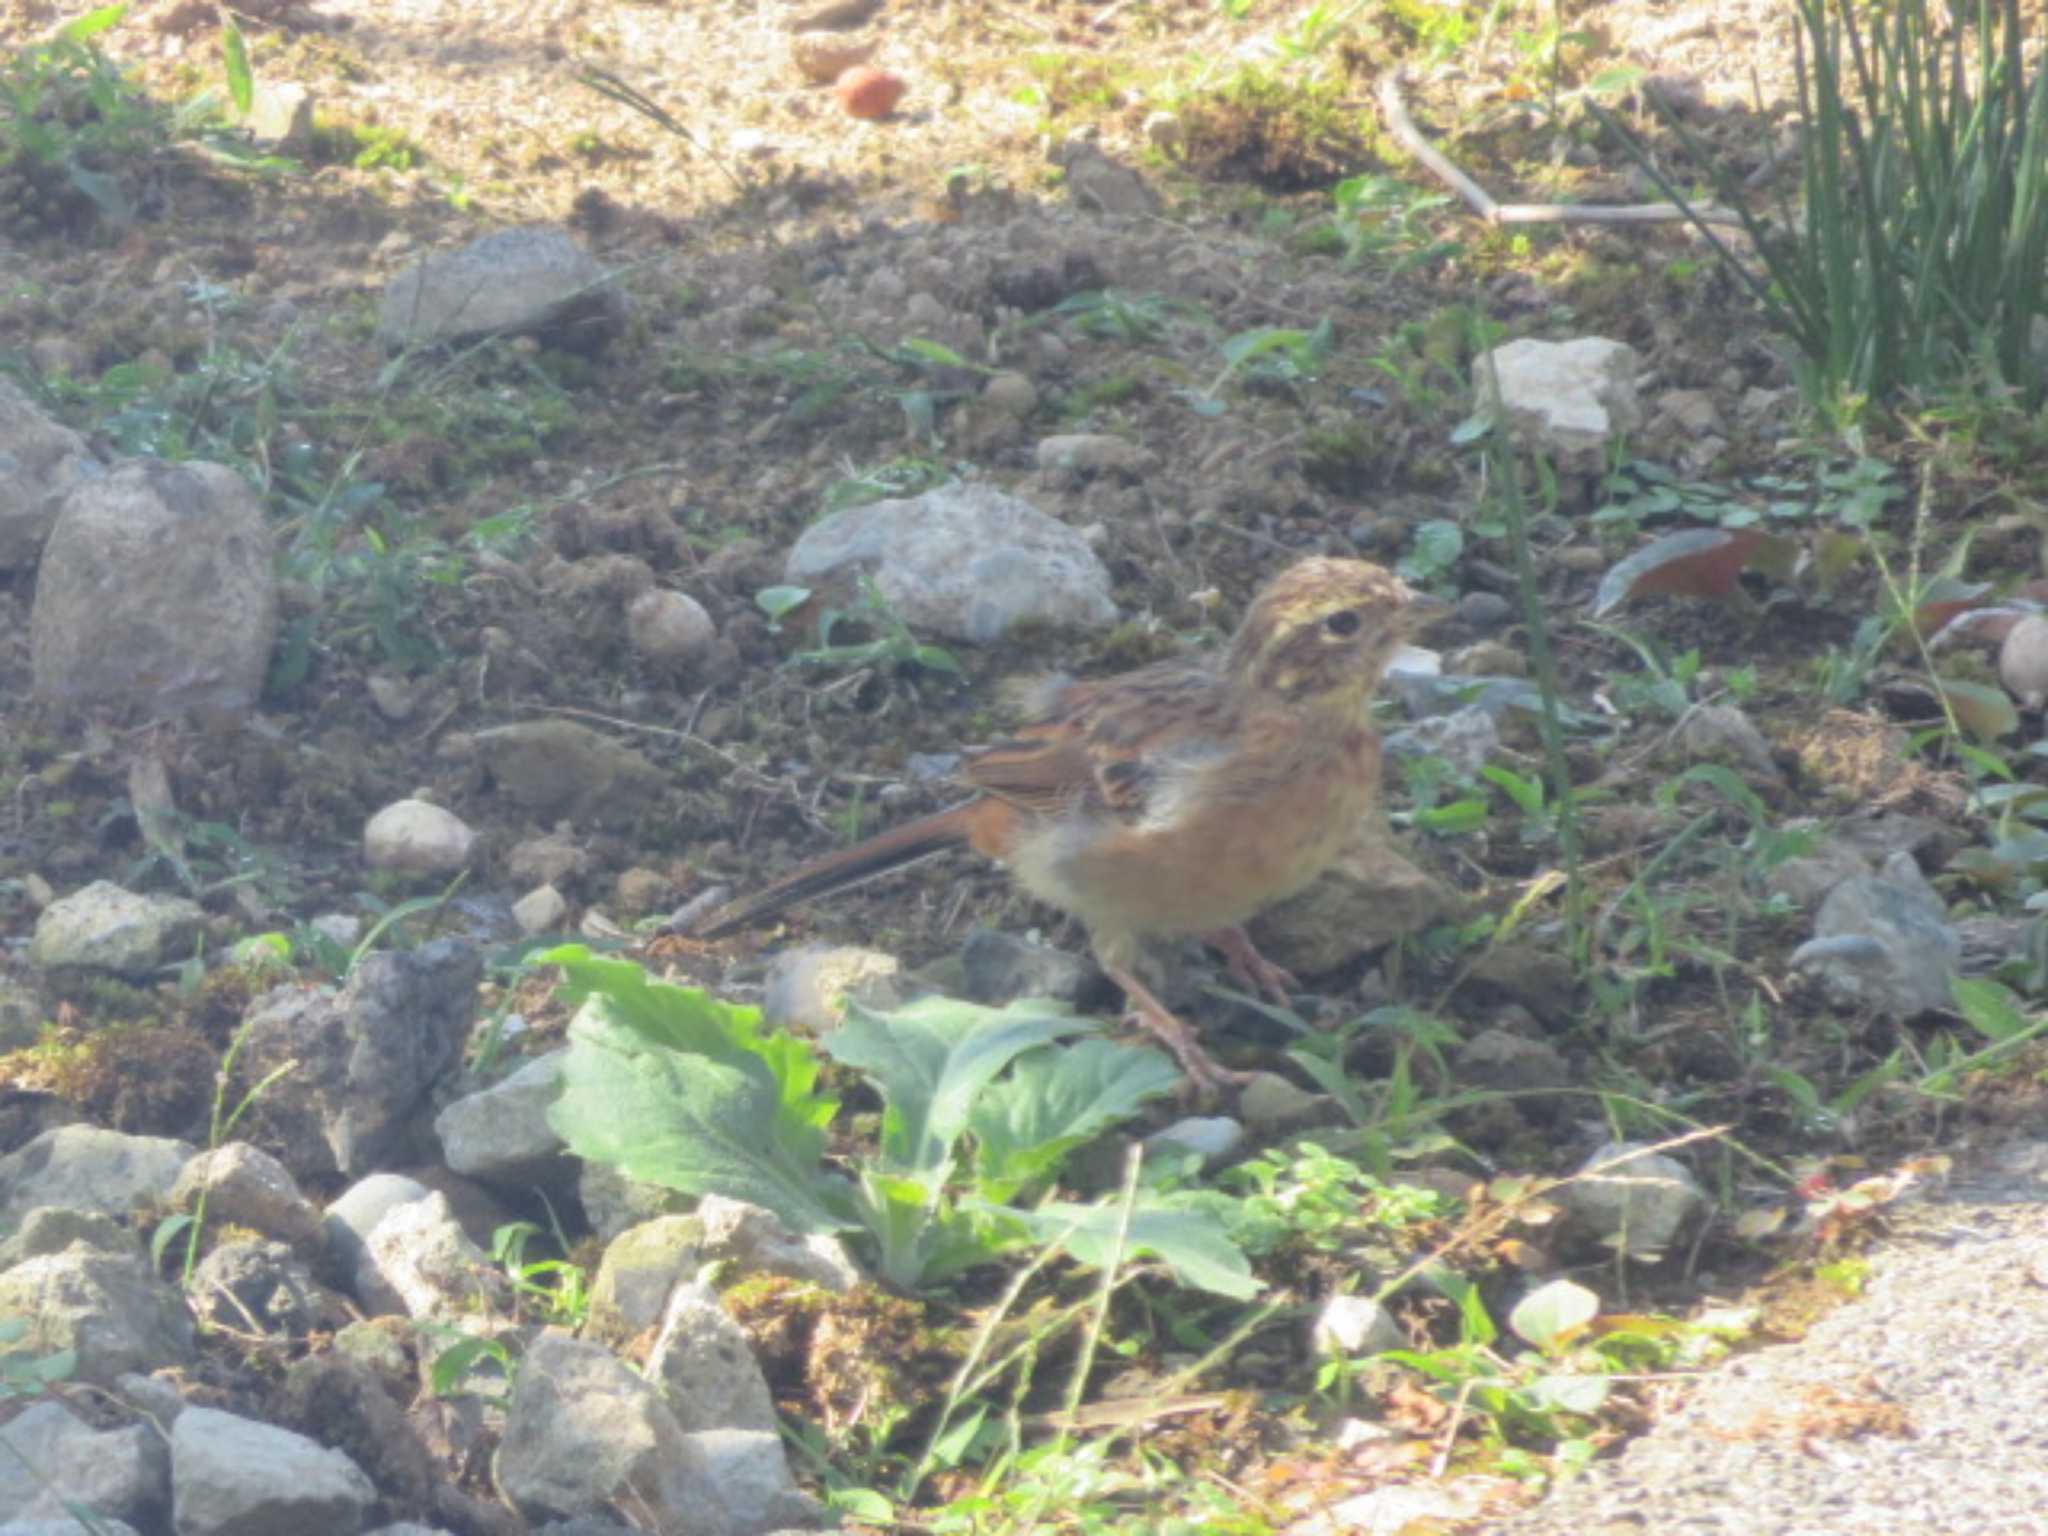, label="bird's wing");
[964,659,1236,826]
